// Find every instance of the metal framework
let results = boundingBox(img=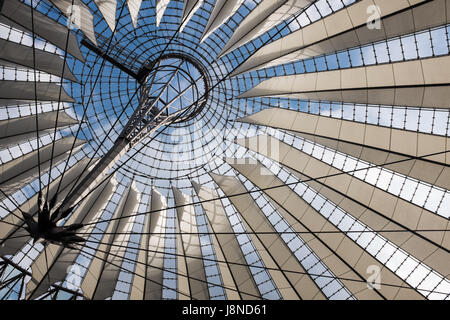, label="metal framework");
[59,52,210,212]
